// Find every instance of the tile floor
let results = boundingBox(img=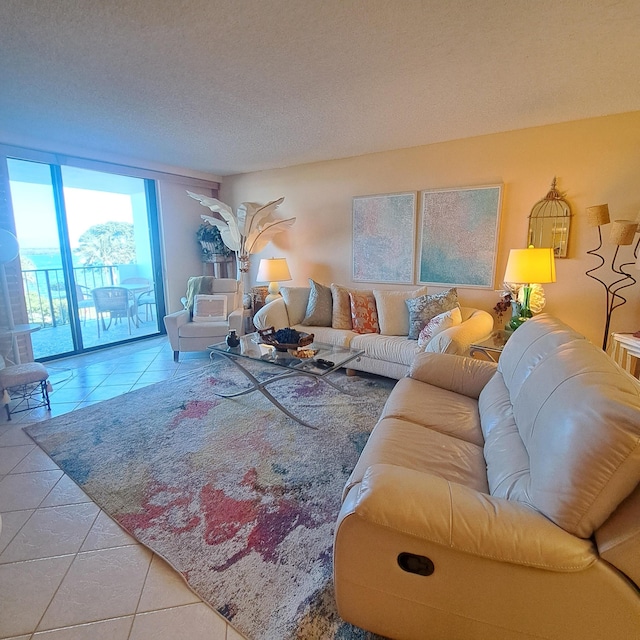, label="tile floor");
[0,337,245,640]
